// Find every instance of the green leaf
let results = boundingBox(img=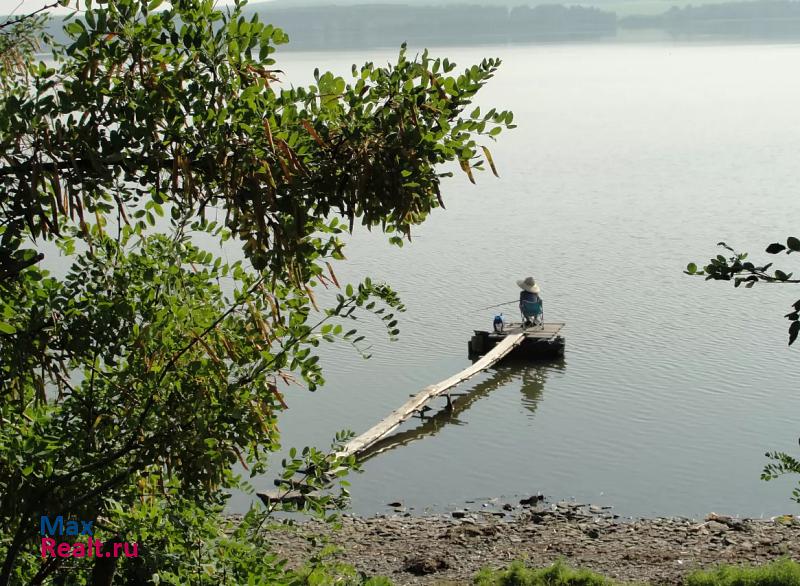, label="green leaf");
[787,236,800,252]
[766,243,786,254]
[64,21,85,37]
[0,322,16,334]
